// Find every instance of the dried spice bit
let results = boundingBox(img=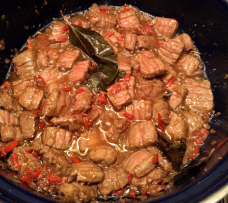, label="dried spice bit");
[211,140,217,146]
[24,25,29,30]
[1,15,6,21]
[224,74,228,79]
[5,58,10,64]
[215,112,221,117]
[0,39,5,51]
[210,129,216,134]
[35,9,40,15]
